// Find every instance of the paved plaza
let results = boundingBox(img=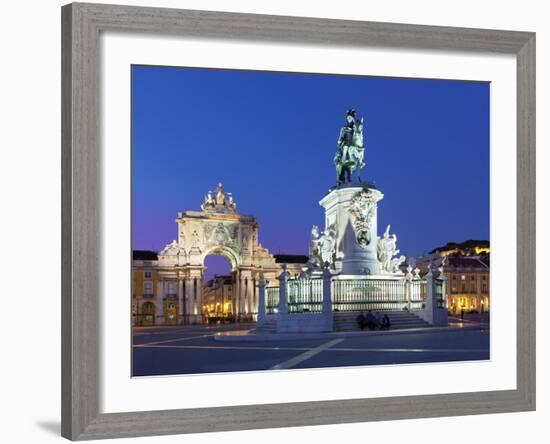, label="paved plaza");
[132,322,490,376]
